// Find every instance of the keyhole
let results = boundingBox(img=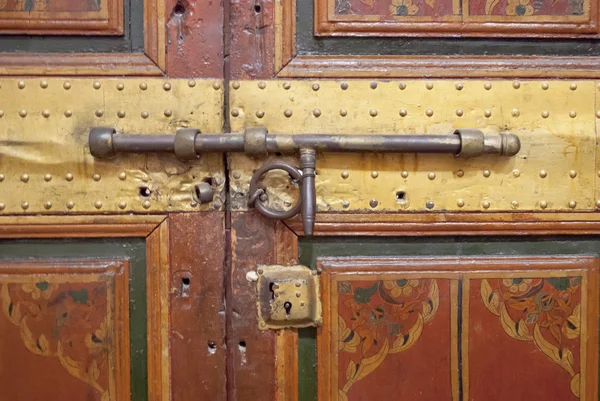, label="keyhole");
[284,301,292,315]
